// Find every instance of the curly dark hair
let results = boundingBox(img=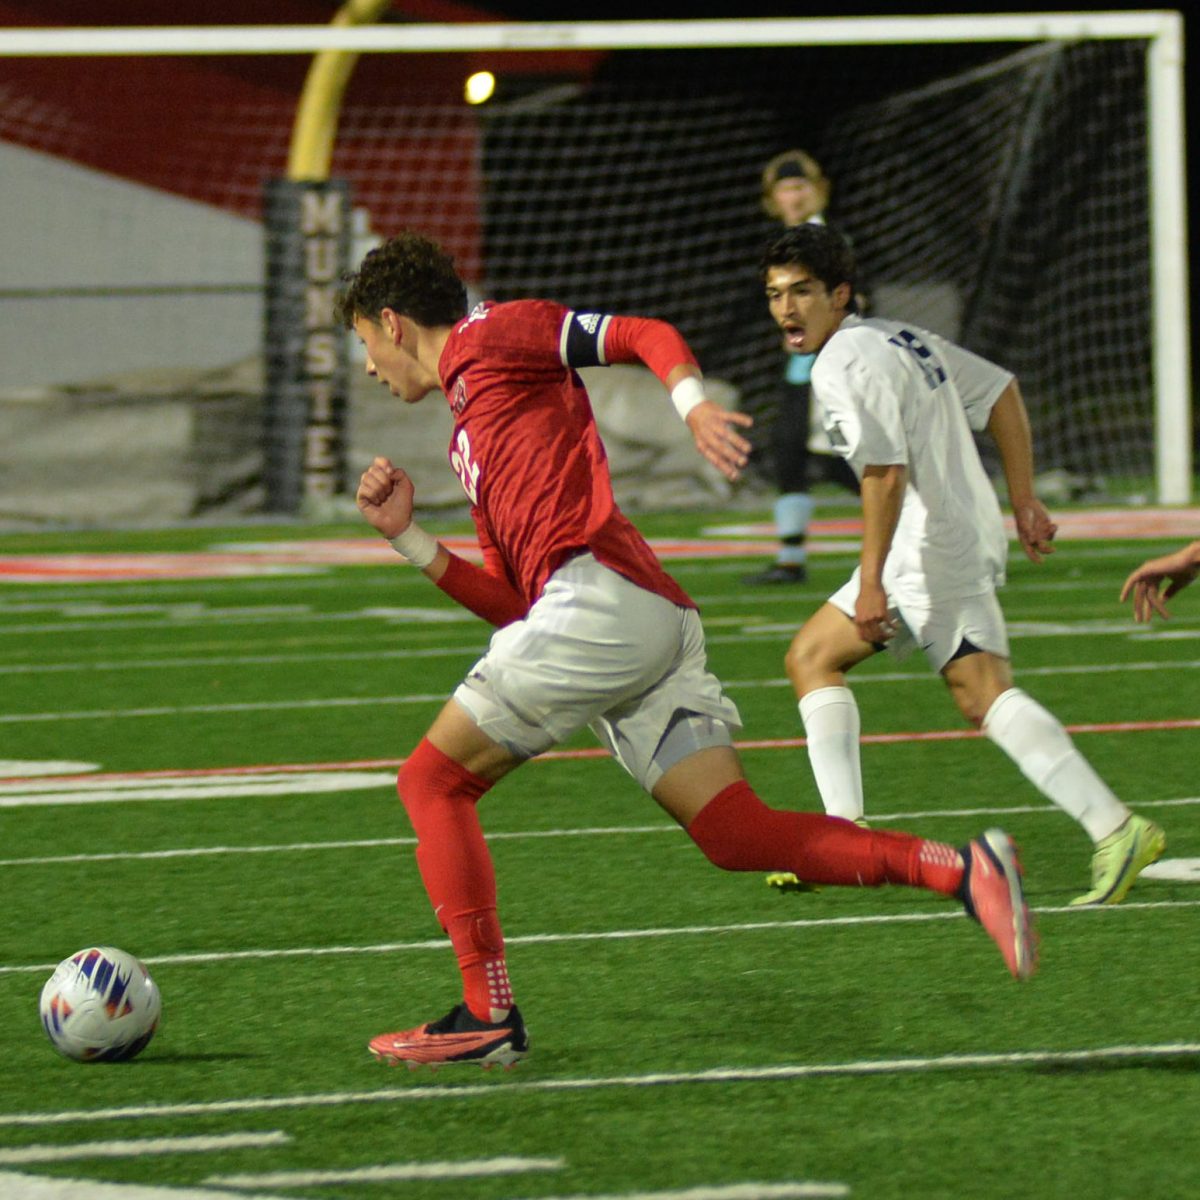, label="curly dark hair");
[760,224,859,314]
[333,231,469,329]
